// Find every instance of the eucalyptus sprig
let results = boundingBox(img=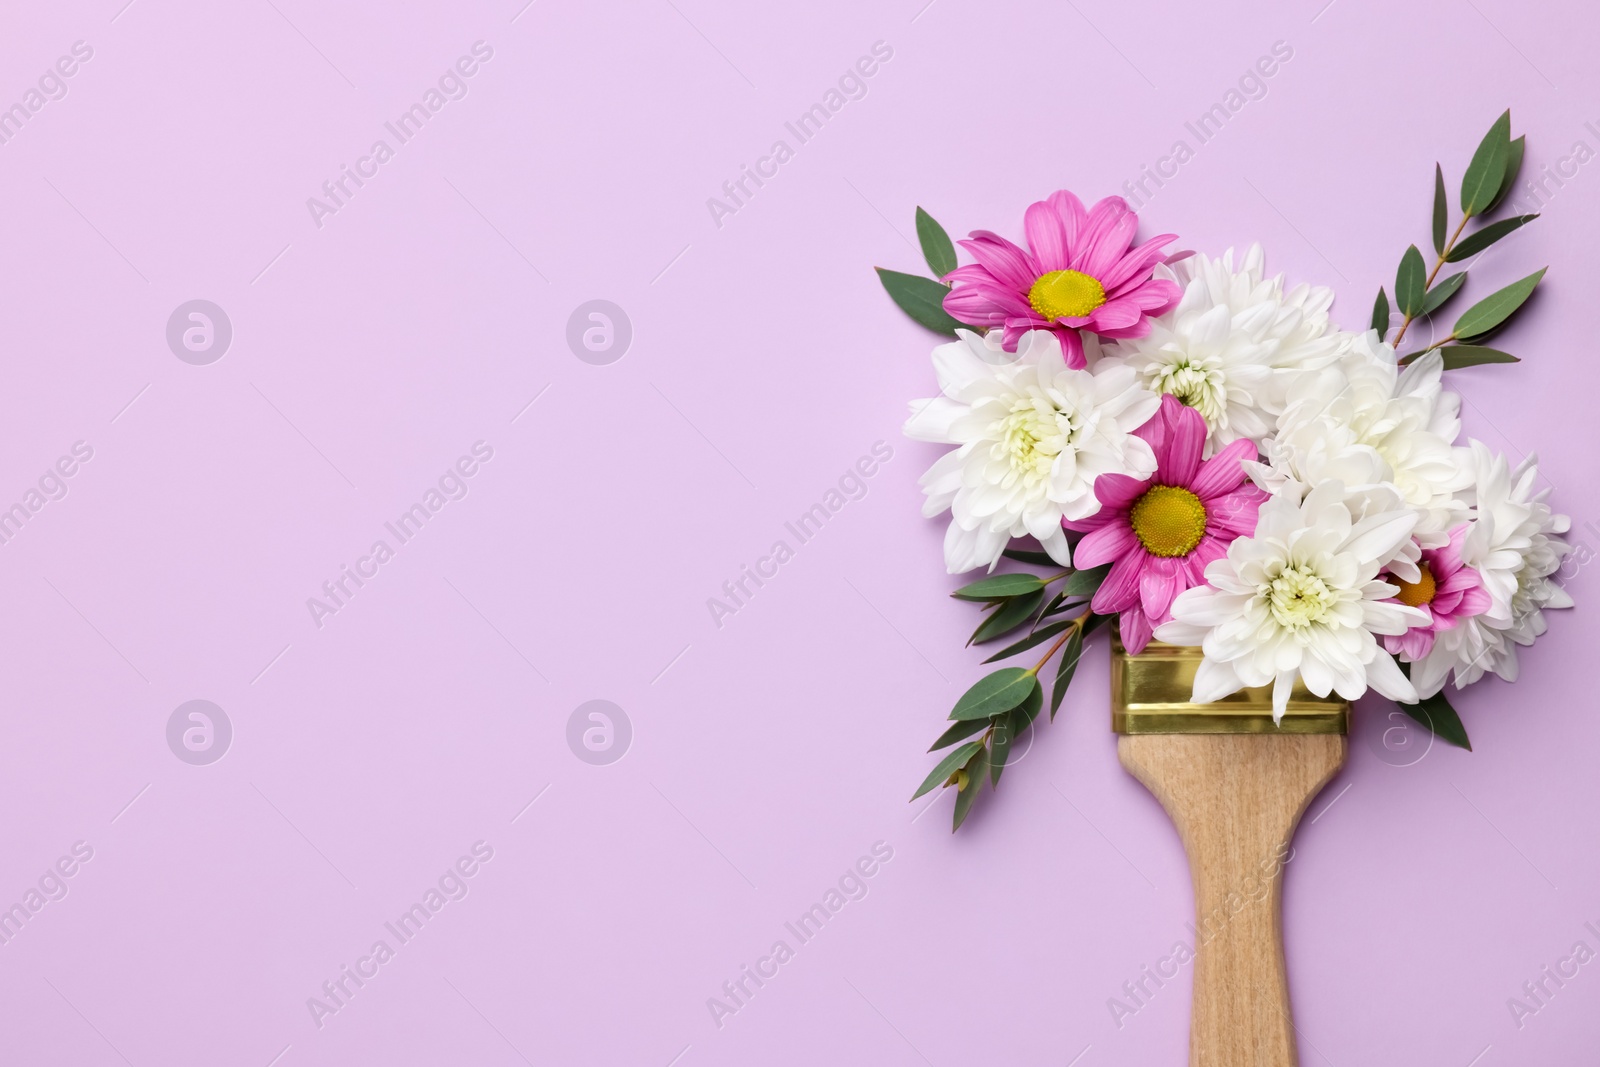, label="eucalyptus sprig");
[912,546,1111,831]
[1374,110,1546,370]
[1361,114,1544,754]
[875,208,969,337]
